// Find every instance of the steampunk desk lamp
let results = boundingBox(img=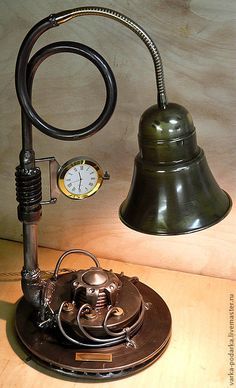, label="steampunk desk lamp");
[15,6,231,380]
